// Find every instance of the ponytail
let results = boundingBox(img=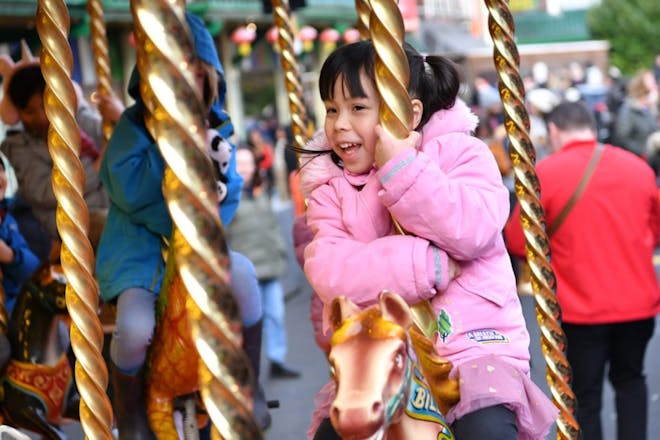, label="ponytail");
[405,45,460,129]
